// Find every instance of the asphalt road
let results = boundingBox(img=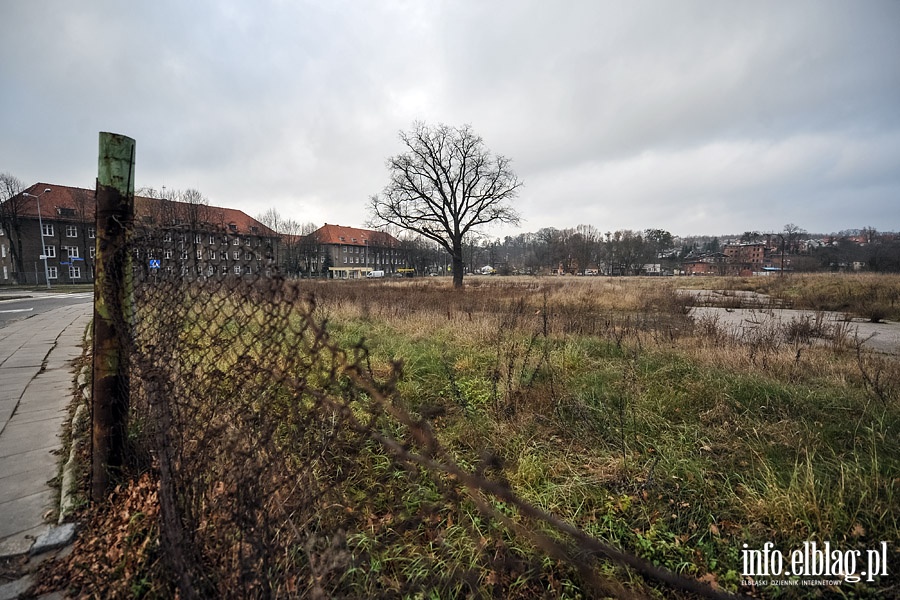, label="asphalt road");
[0,292,93,328]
